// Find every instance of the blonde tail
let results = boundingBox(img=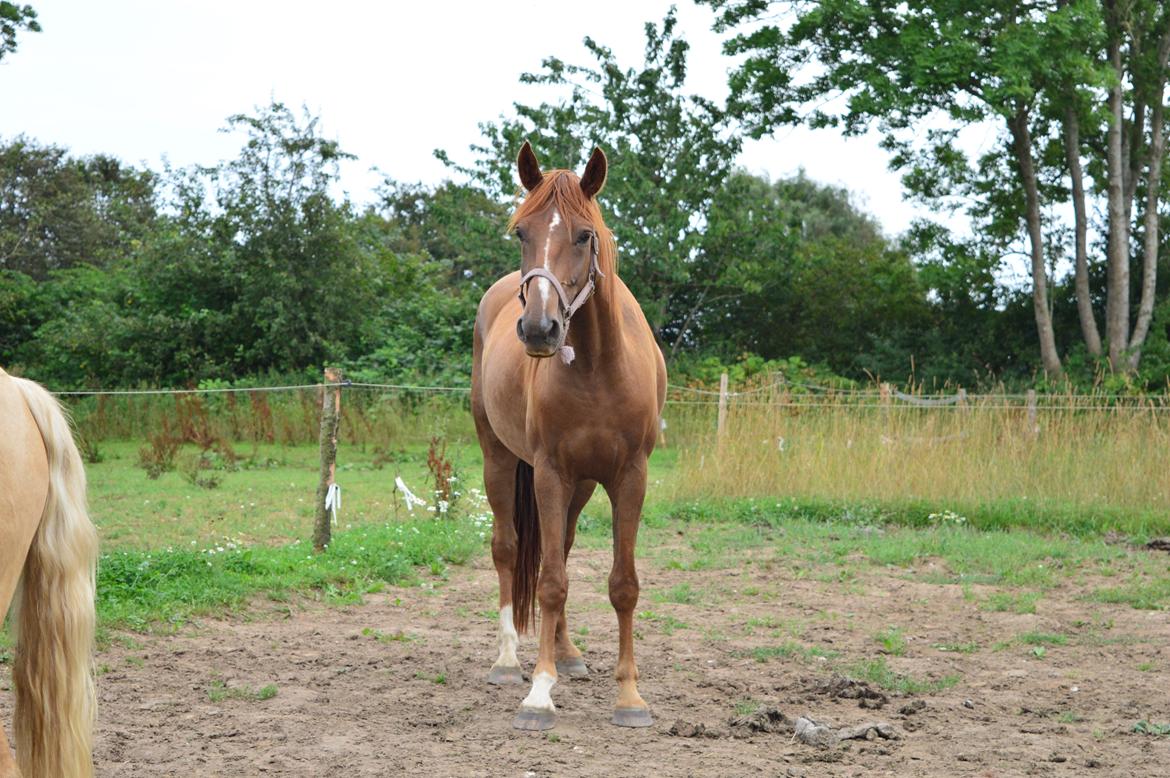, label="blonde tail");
[11,377,98,778]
